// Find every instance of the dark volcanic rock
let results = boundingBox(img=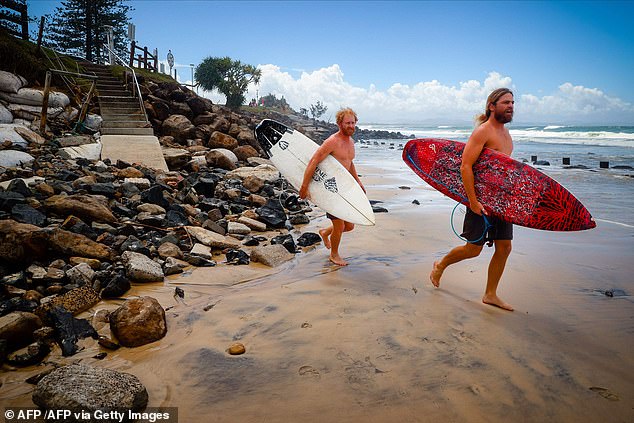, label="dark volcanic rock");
[297,232,322,247]
[11,203,47,226]
[47,306,98,356]
[256,199,287,229]
[271,234,297,253]
[225,249,250,265]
